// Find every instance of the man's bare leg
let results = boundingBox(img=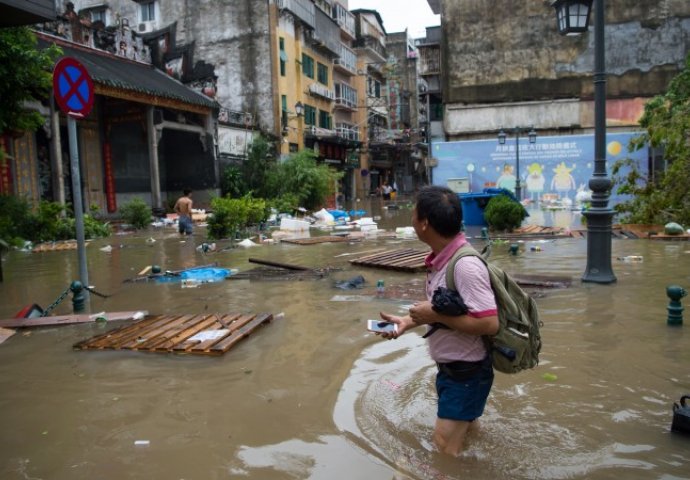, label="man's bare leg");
[433,418,472,456]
